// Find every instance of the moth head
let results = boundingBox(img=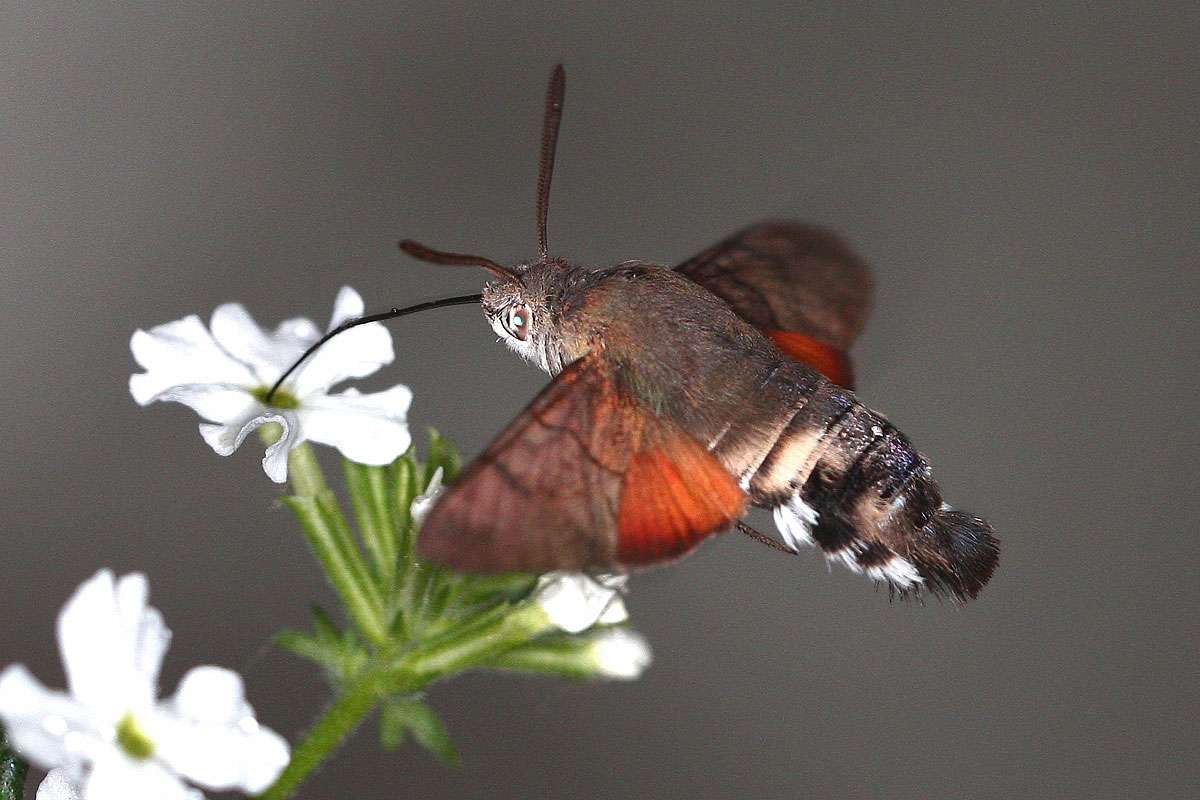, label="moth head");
[263,66,573,404]
[397,65,573,374]
[481,272,552,364]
